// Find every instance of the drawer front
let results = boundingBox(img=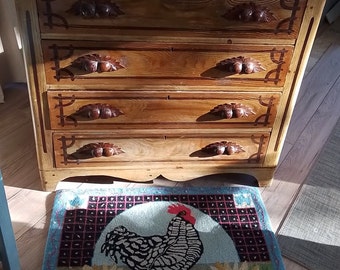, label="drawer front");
[53,132,270,168]
[37,0,306,42]
[47,91,280,130]
[42,41,292,89]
